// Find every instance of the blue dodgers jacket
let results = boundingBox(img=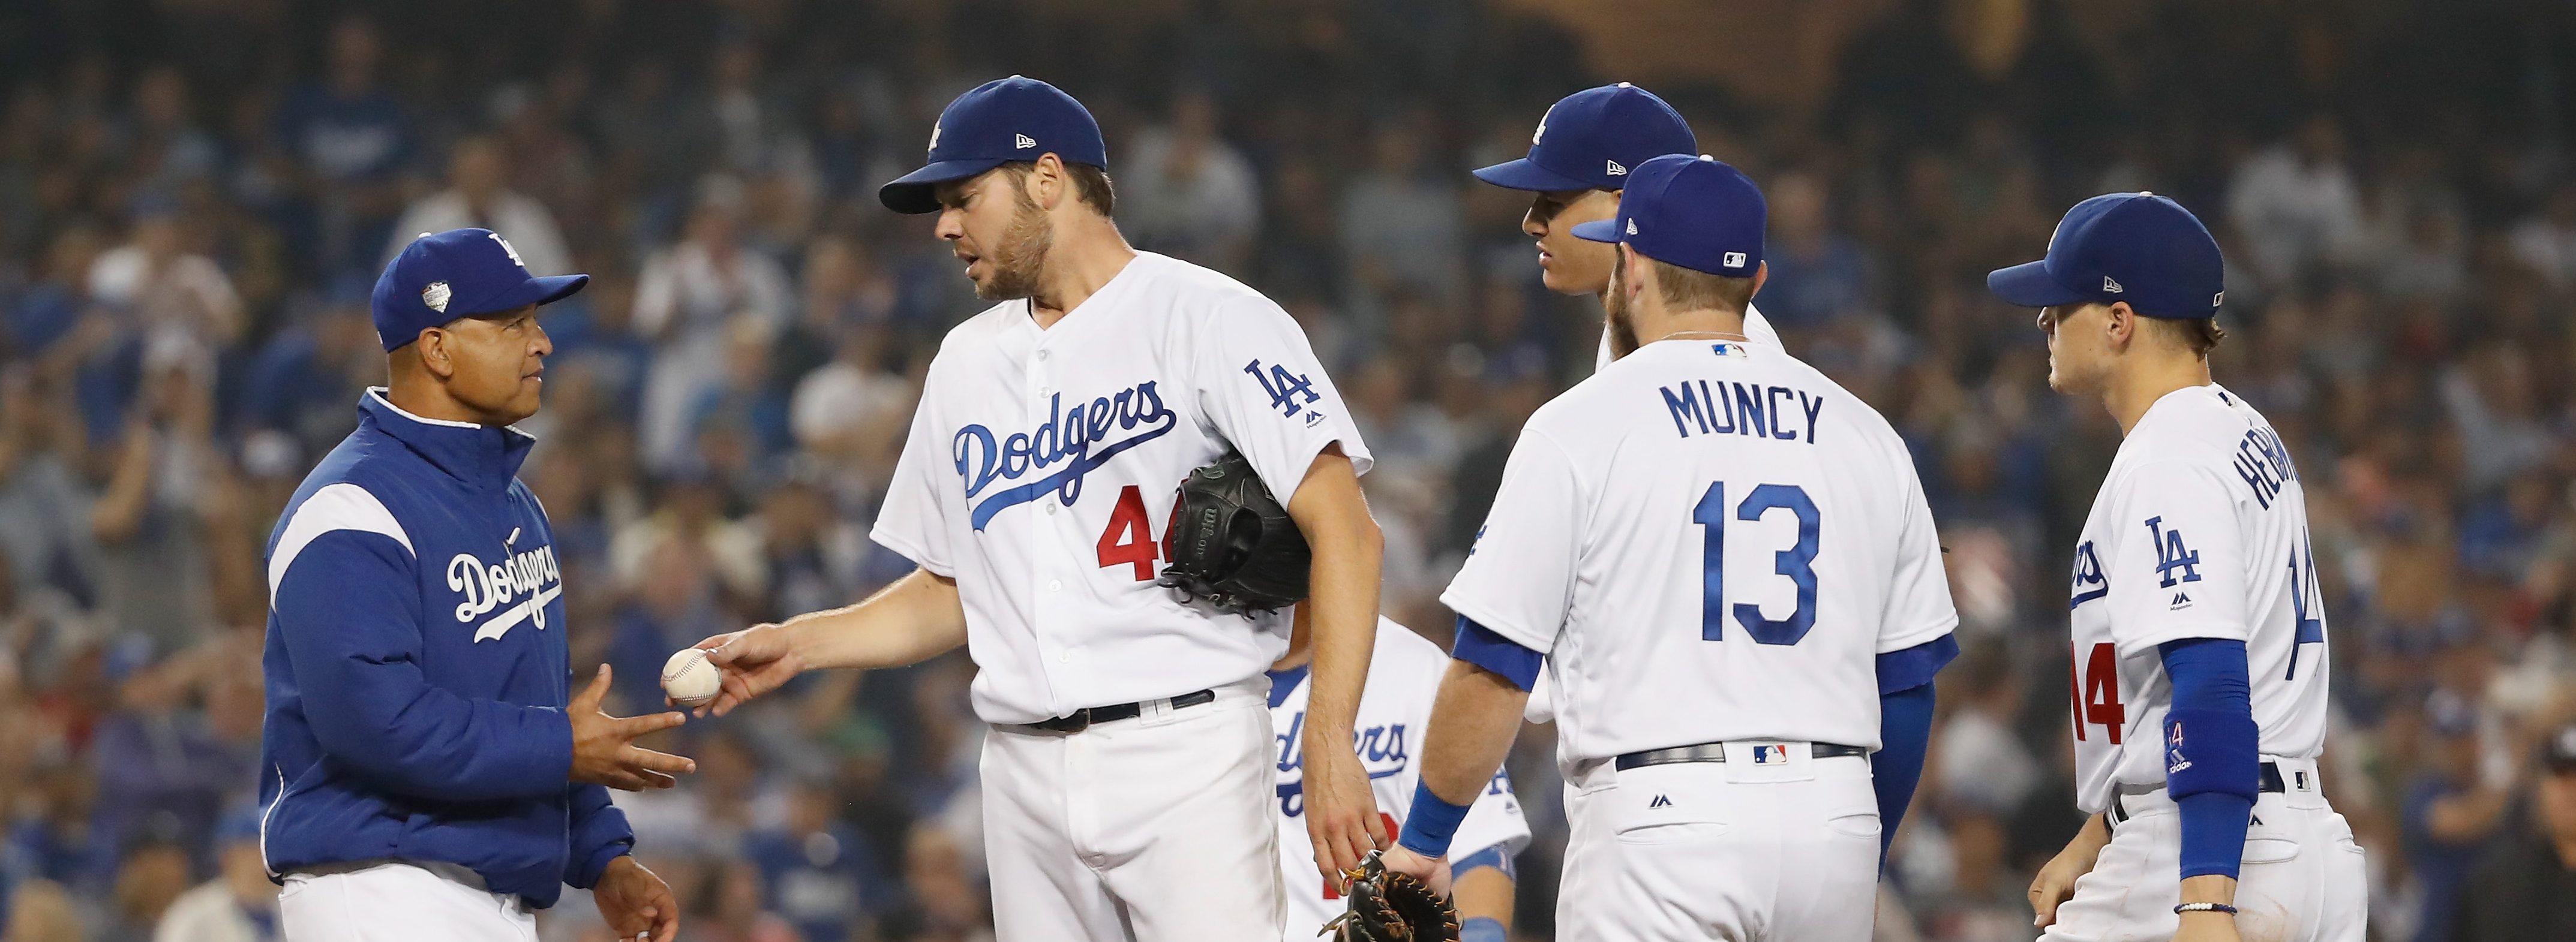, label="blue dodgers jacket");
[257,389,631,907]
